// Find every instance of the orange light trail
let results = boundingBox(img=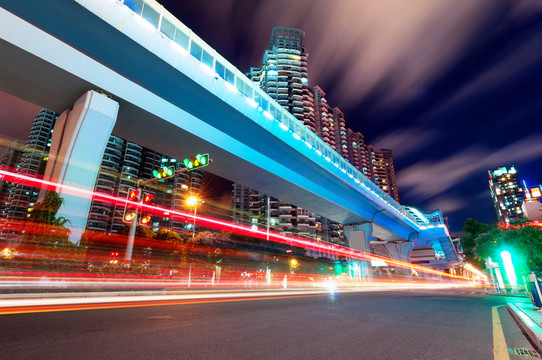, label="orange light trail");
[0,281,482,315]
[0,293,327,315]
